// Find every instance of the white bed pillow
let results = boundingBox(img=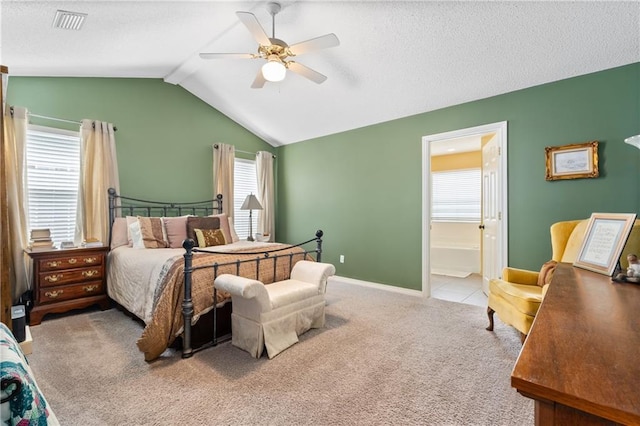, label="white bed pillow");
[126,216,138,246]
[128,220,145,249]
[228,217,240,243]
